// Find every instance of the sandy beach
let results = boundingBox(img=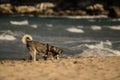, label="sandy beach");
[0,56,120,80]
